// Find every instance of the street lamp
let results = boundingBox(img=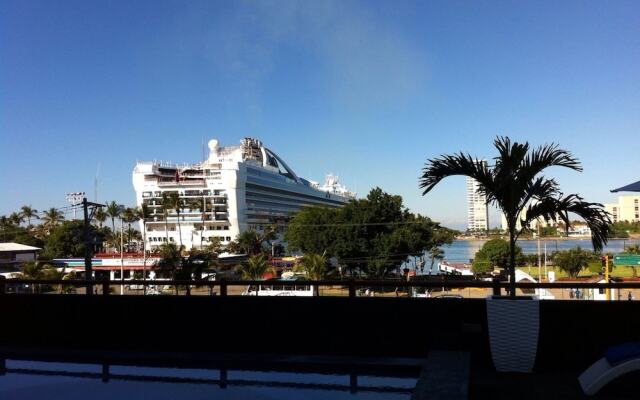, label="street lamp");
[66,192,85,220]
